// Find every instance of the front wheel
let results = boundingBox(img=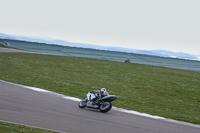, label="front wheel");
[100,102,112,113]
[78,98,87,108]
